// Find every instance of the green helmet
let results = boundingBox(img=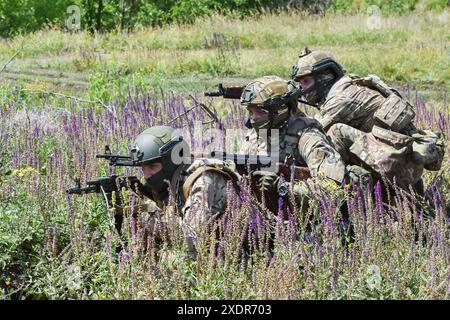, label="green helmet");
[290,48,345,104]
[240,75,301,129]
[130,125,187,198]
